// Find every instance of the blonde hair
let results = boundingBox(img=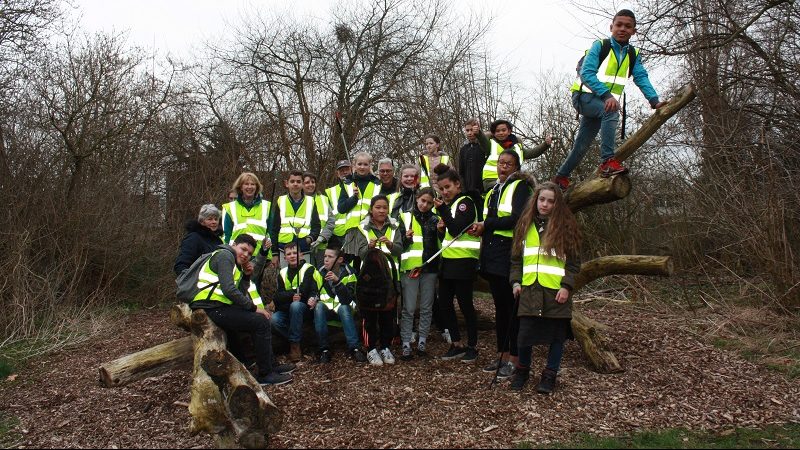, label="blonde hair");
[353,151,373,164]
[231,172,263,196]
